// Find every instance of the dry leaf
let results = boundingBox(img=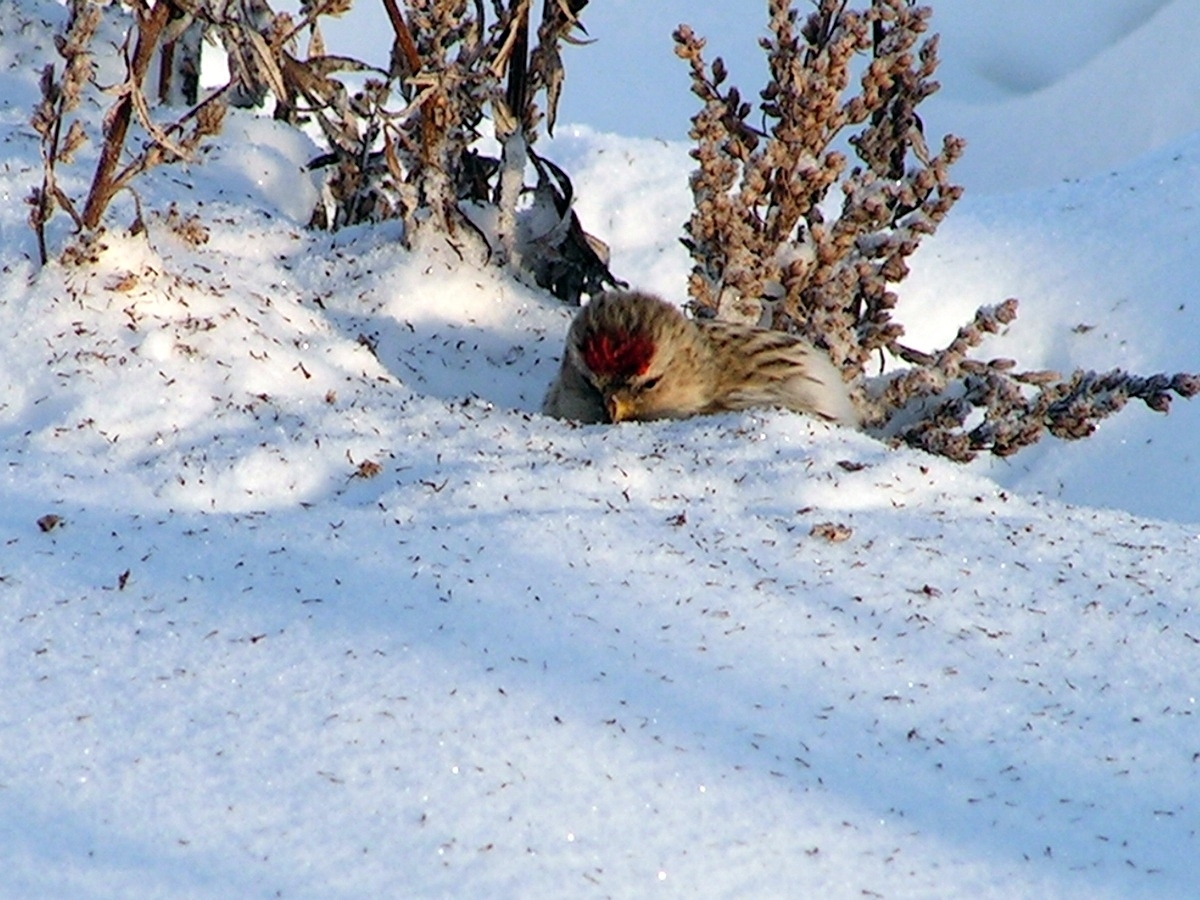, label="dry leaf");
[809,521,852,543]
[353,459,382,479]
[106,272,139,292]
